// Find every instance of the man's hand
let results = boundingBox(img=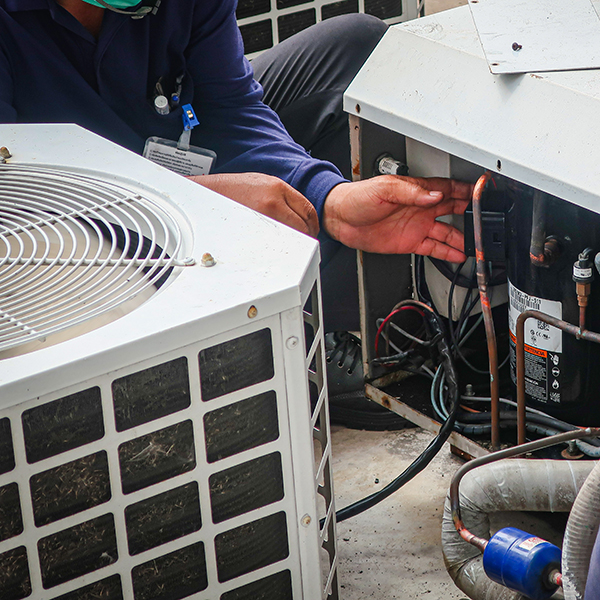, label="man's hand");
[323,176,474,262]
[188,172,319,237]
